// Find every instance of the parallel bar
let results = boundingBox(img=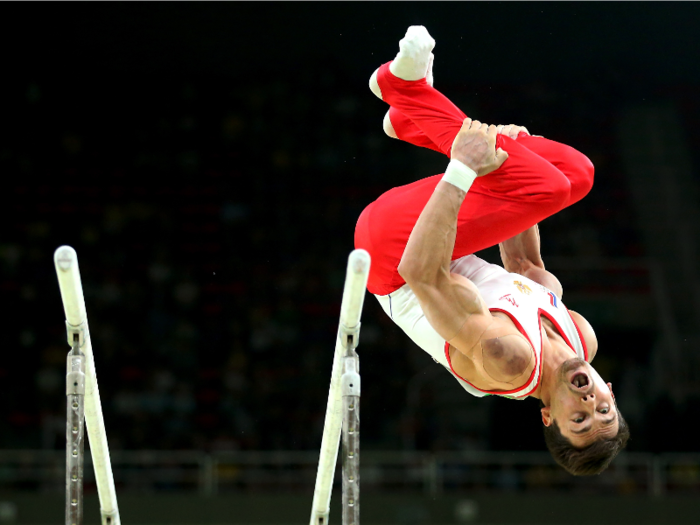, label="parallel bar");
[54,246,121,525]
[339,250,371,331]
[310,249,370,525]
